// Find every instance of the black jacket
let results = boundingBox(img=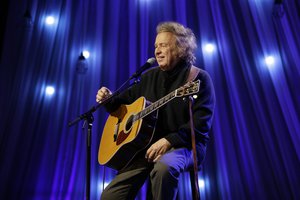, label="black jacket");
[105,63,215,170]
